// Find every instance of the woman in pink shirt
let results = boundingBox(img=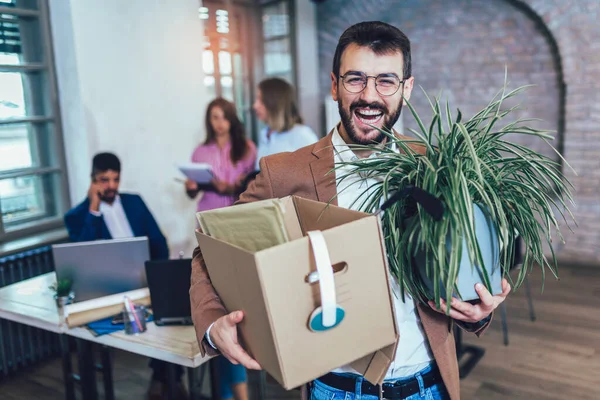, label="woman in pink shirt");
[186,98,257,212]
[185,98,255,400]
